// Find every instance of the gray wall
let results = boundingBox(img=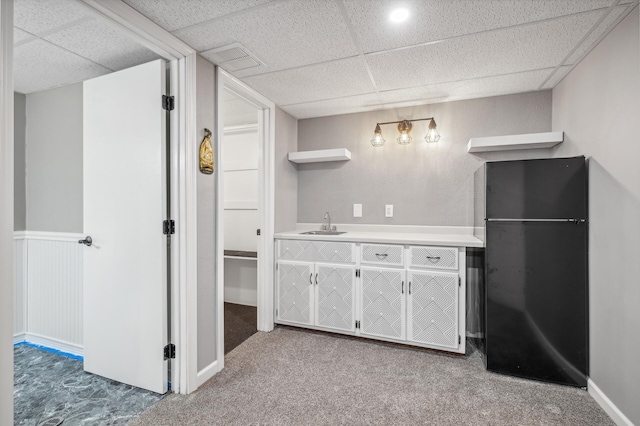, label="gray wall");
[274,107,298,232]
[25,83,83,233]
[196,55,217,372]
[297,91,552,226]
[552,9,640,424]
[14,93,25,231]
